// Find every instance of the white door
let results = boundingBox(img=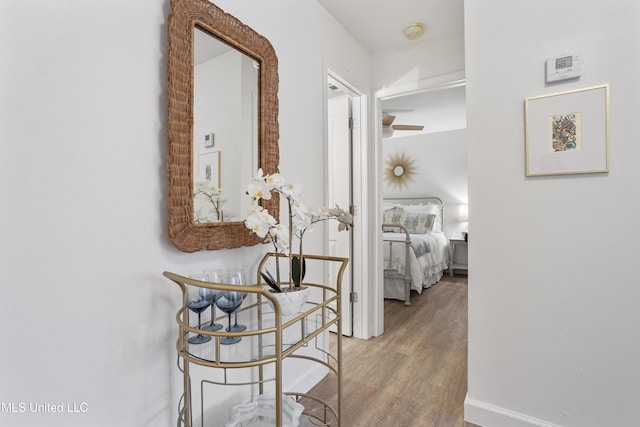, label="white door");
[327,92,353,336]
